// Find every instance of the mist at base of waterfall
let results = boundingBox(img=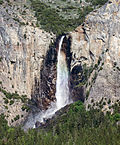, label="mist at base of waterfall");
[23,102,57,130]
[23,36,72,130]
